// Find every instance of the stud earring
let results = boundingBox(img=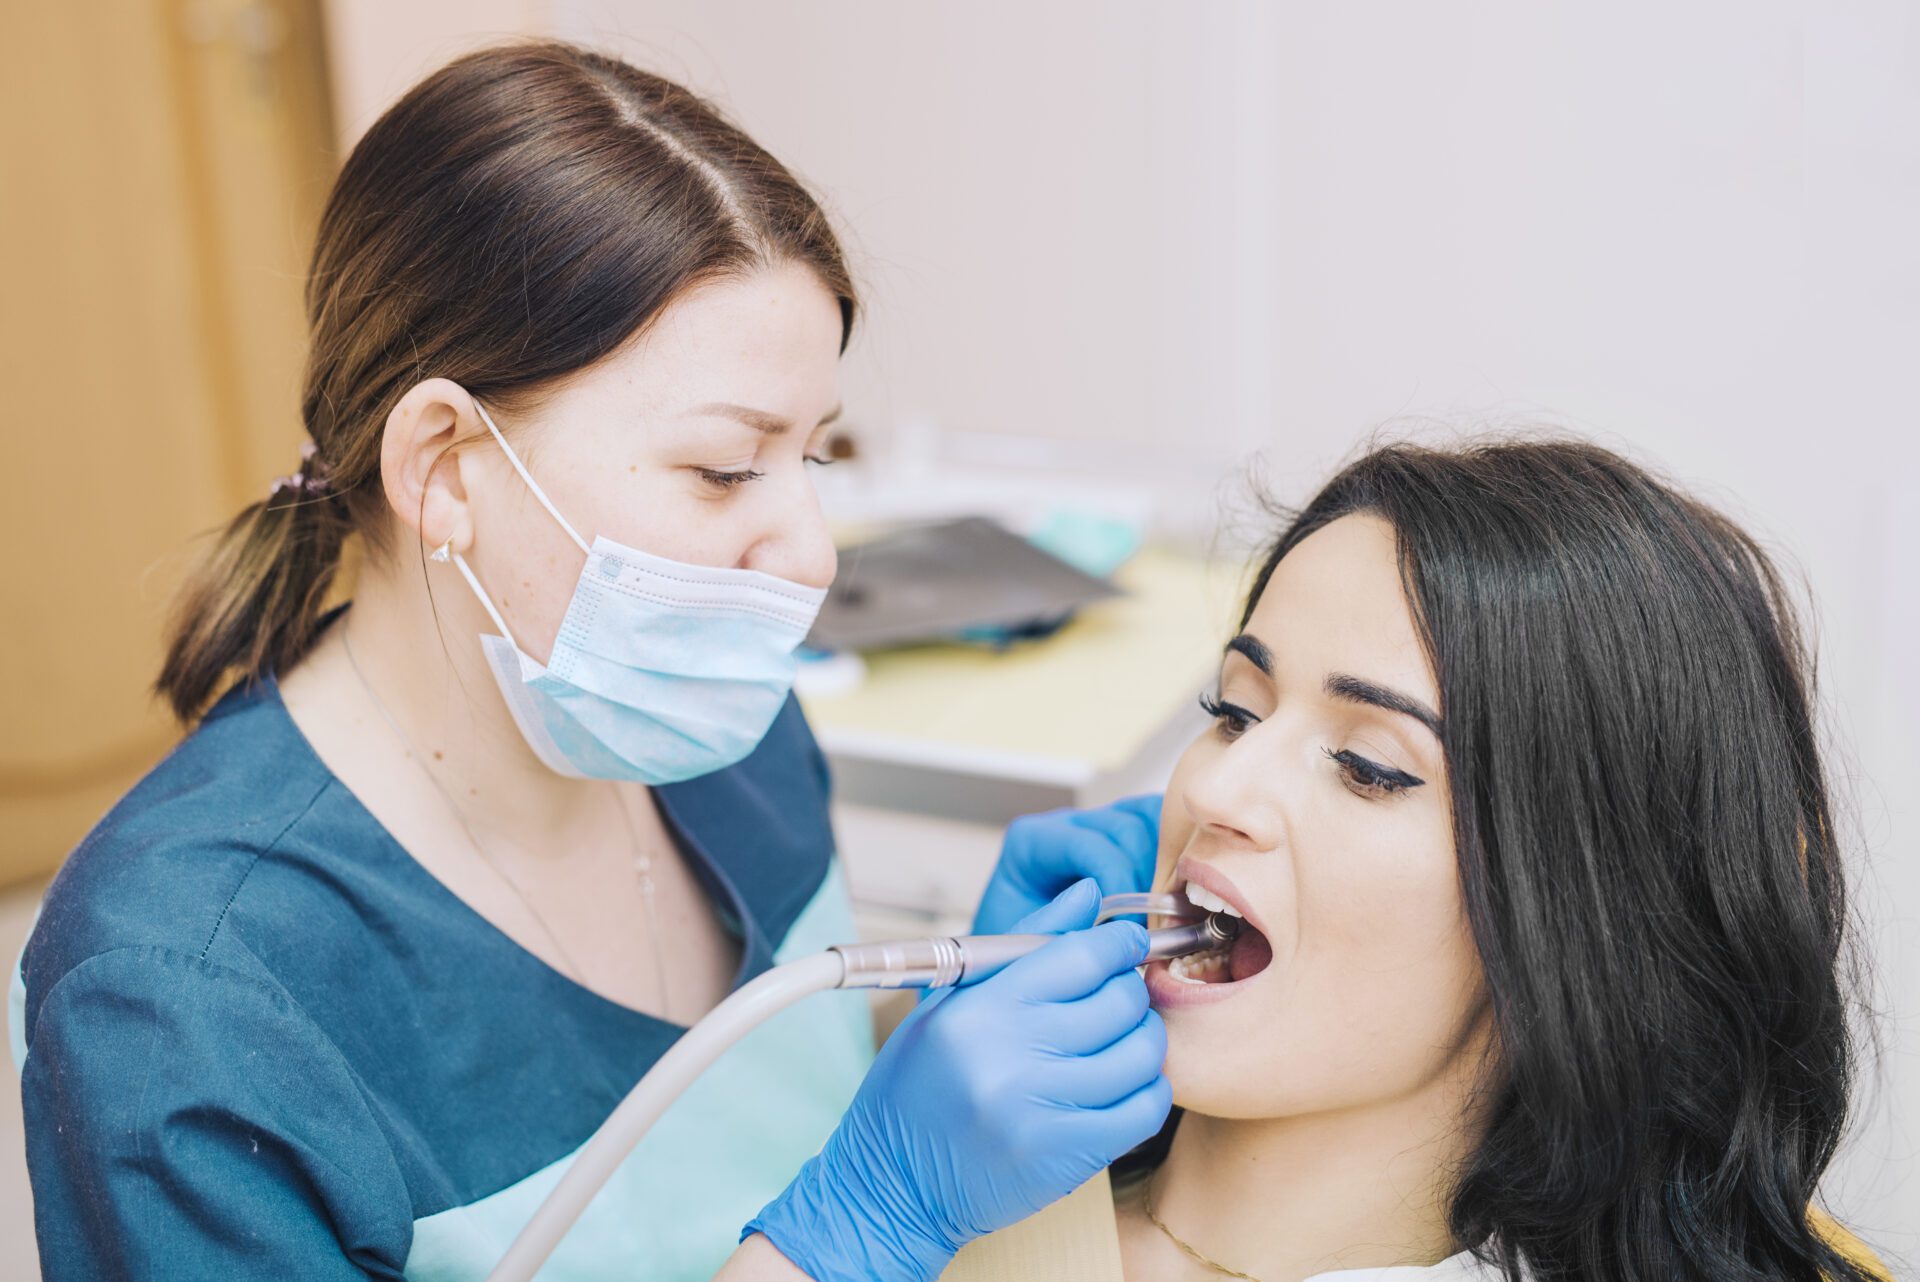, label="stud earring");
[429,538,452,563]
